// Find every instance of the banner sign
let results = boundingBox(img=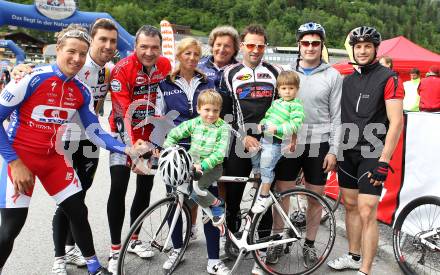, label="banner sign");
[34,0,77,20]
[160,20,176,69]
